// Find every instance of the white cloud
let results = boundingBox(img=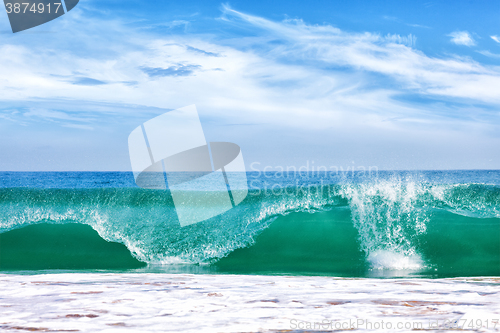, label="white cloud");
[491,35,500,43]
[384,33,417,47]
[477,50,500,58]
[23,108,93,122]
[0,7,498,125]
[0,5,499,170]
[448,31,475,46]
[220,7,499,103]
[407,23,431,29]
[62,123,94,130]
